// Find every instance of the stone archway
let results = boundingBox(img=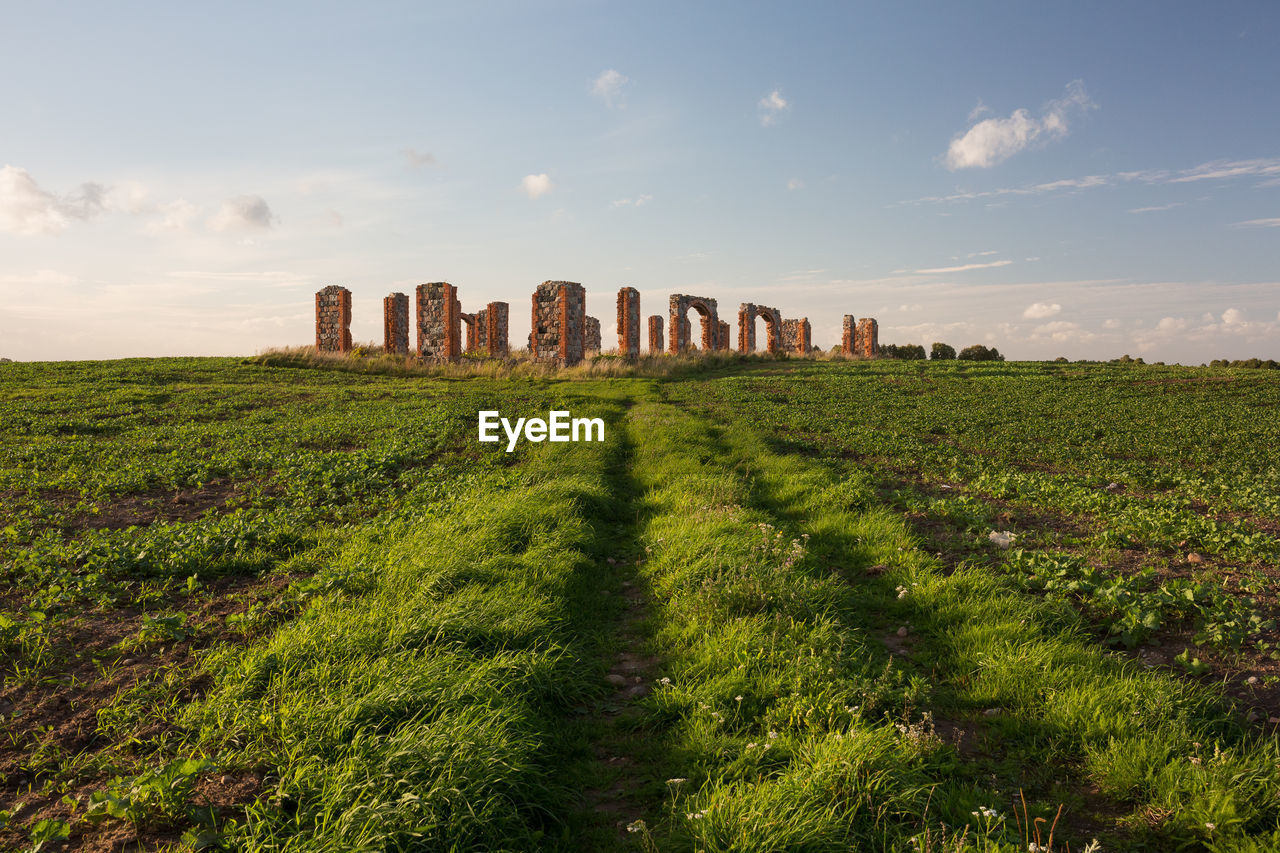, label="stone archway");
[737,303,782,354]
[668,294,719,353]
